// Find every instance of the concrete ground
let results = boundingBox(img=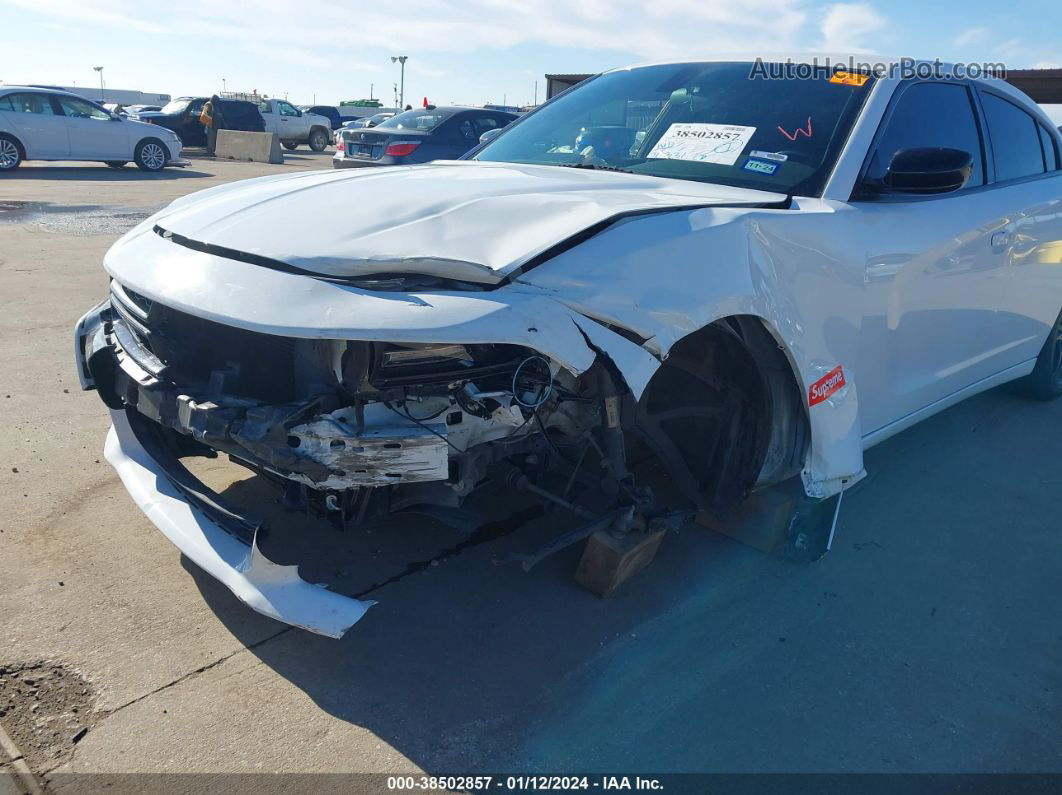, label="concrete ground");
[1,154,1060,787]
